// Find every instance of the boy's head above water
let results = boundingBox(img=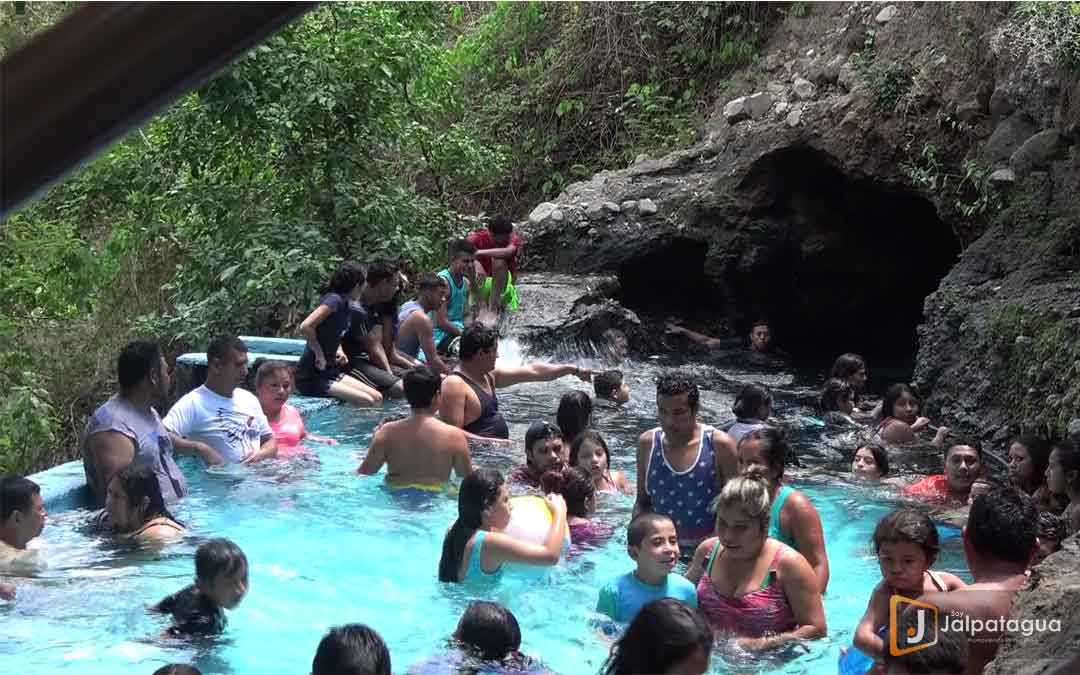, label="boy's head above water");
[627,513,679,581]
[594,369,630,404]
[195,538,249,610]
[873,508,940,592]
[749,320,771,352]
[455,600,521,661]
